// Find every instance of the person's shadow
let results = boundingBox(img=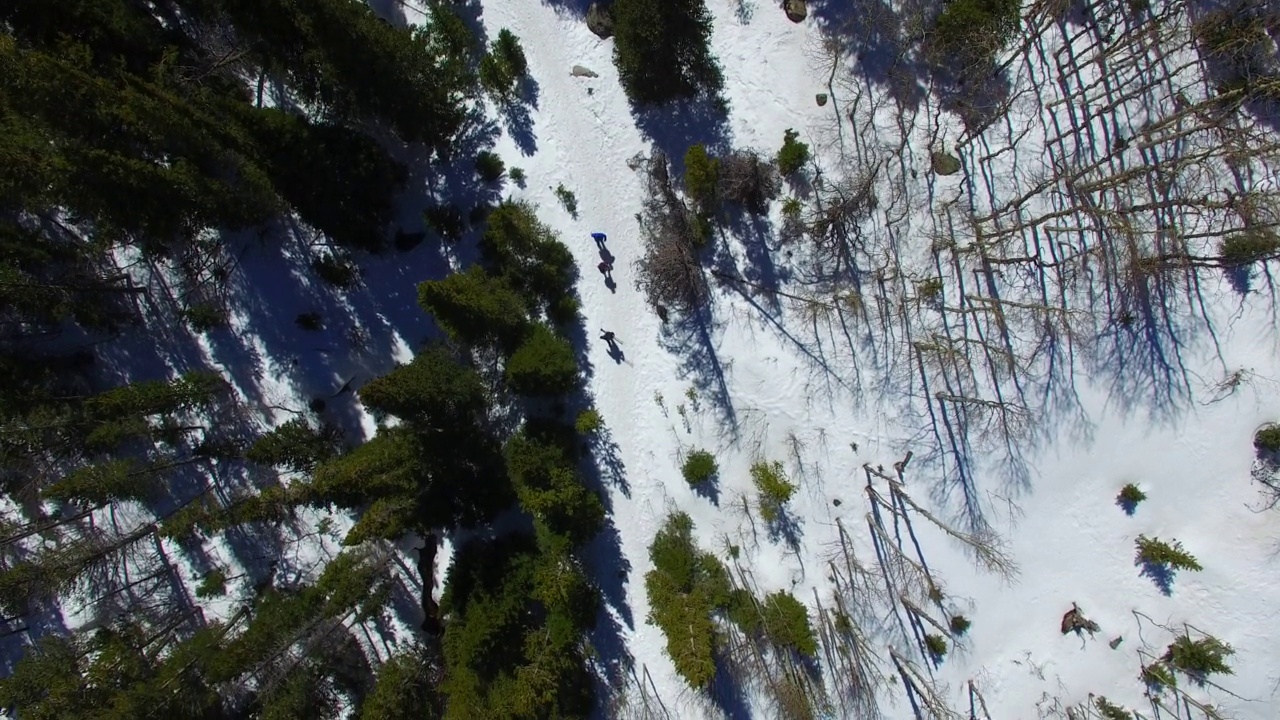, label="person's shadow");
[604,275,617,294]
[602,336,625,364]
